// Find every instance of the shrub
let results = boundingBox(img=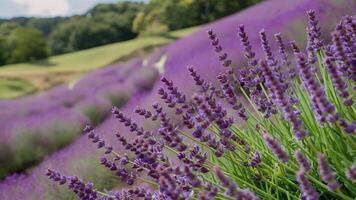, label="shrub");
[0,110,87,179]
[75,97,112,126]
[48,11,355,200]
[127,67,159,91]
[6,27,48,64]
[101,86,132,108]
